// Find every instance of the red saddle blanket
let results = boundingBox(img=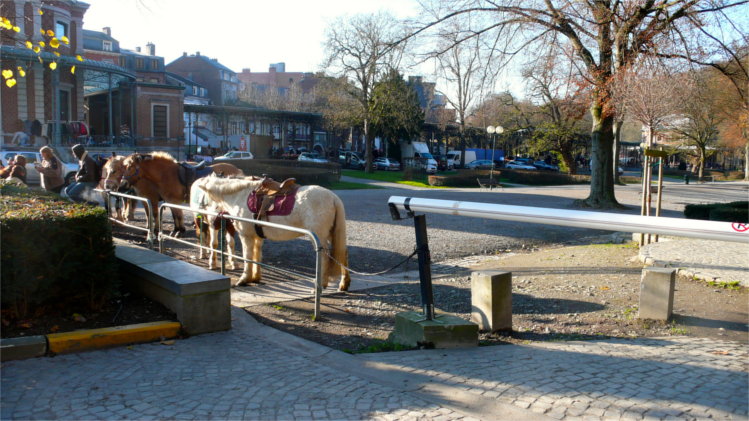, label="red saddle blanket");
[247,190,298,217]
